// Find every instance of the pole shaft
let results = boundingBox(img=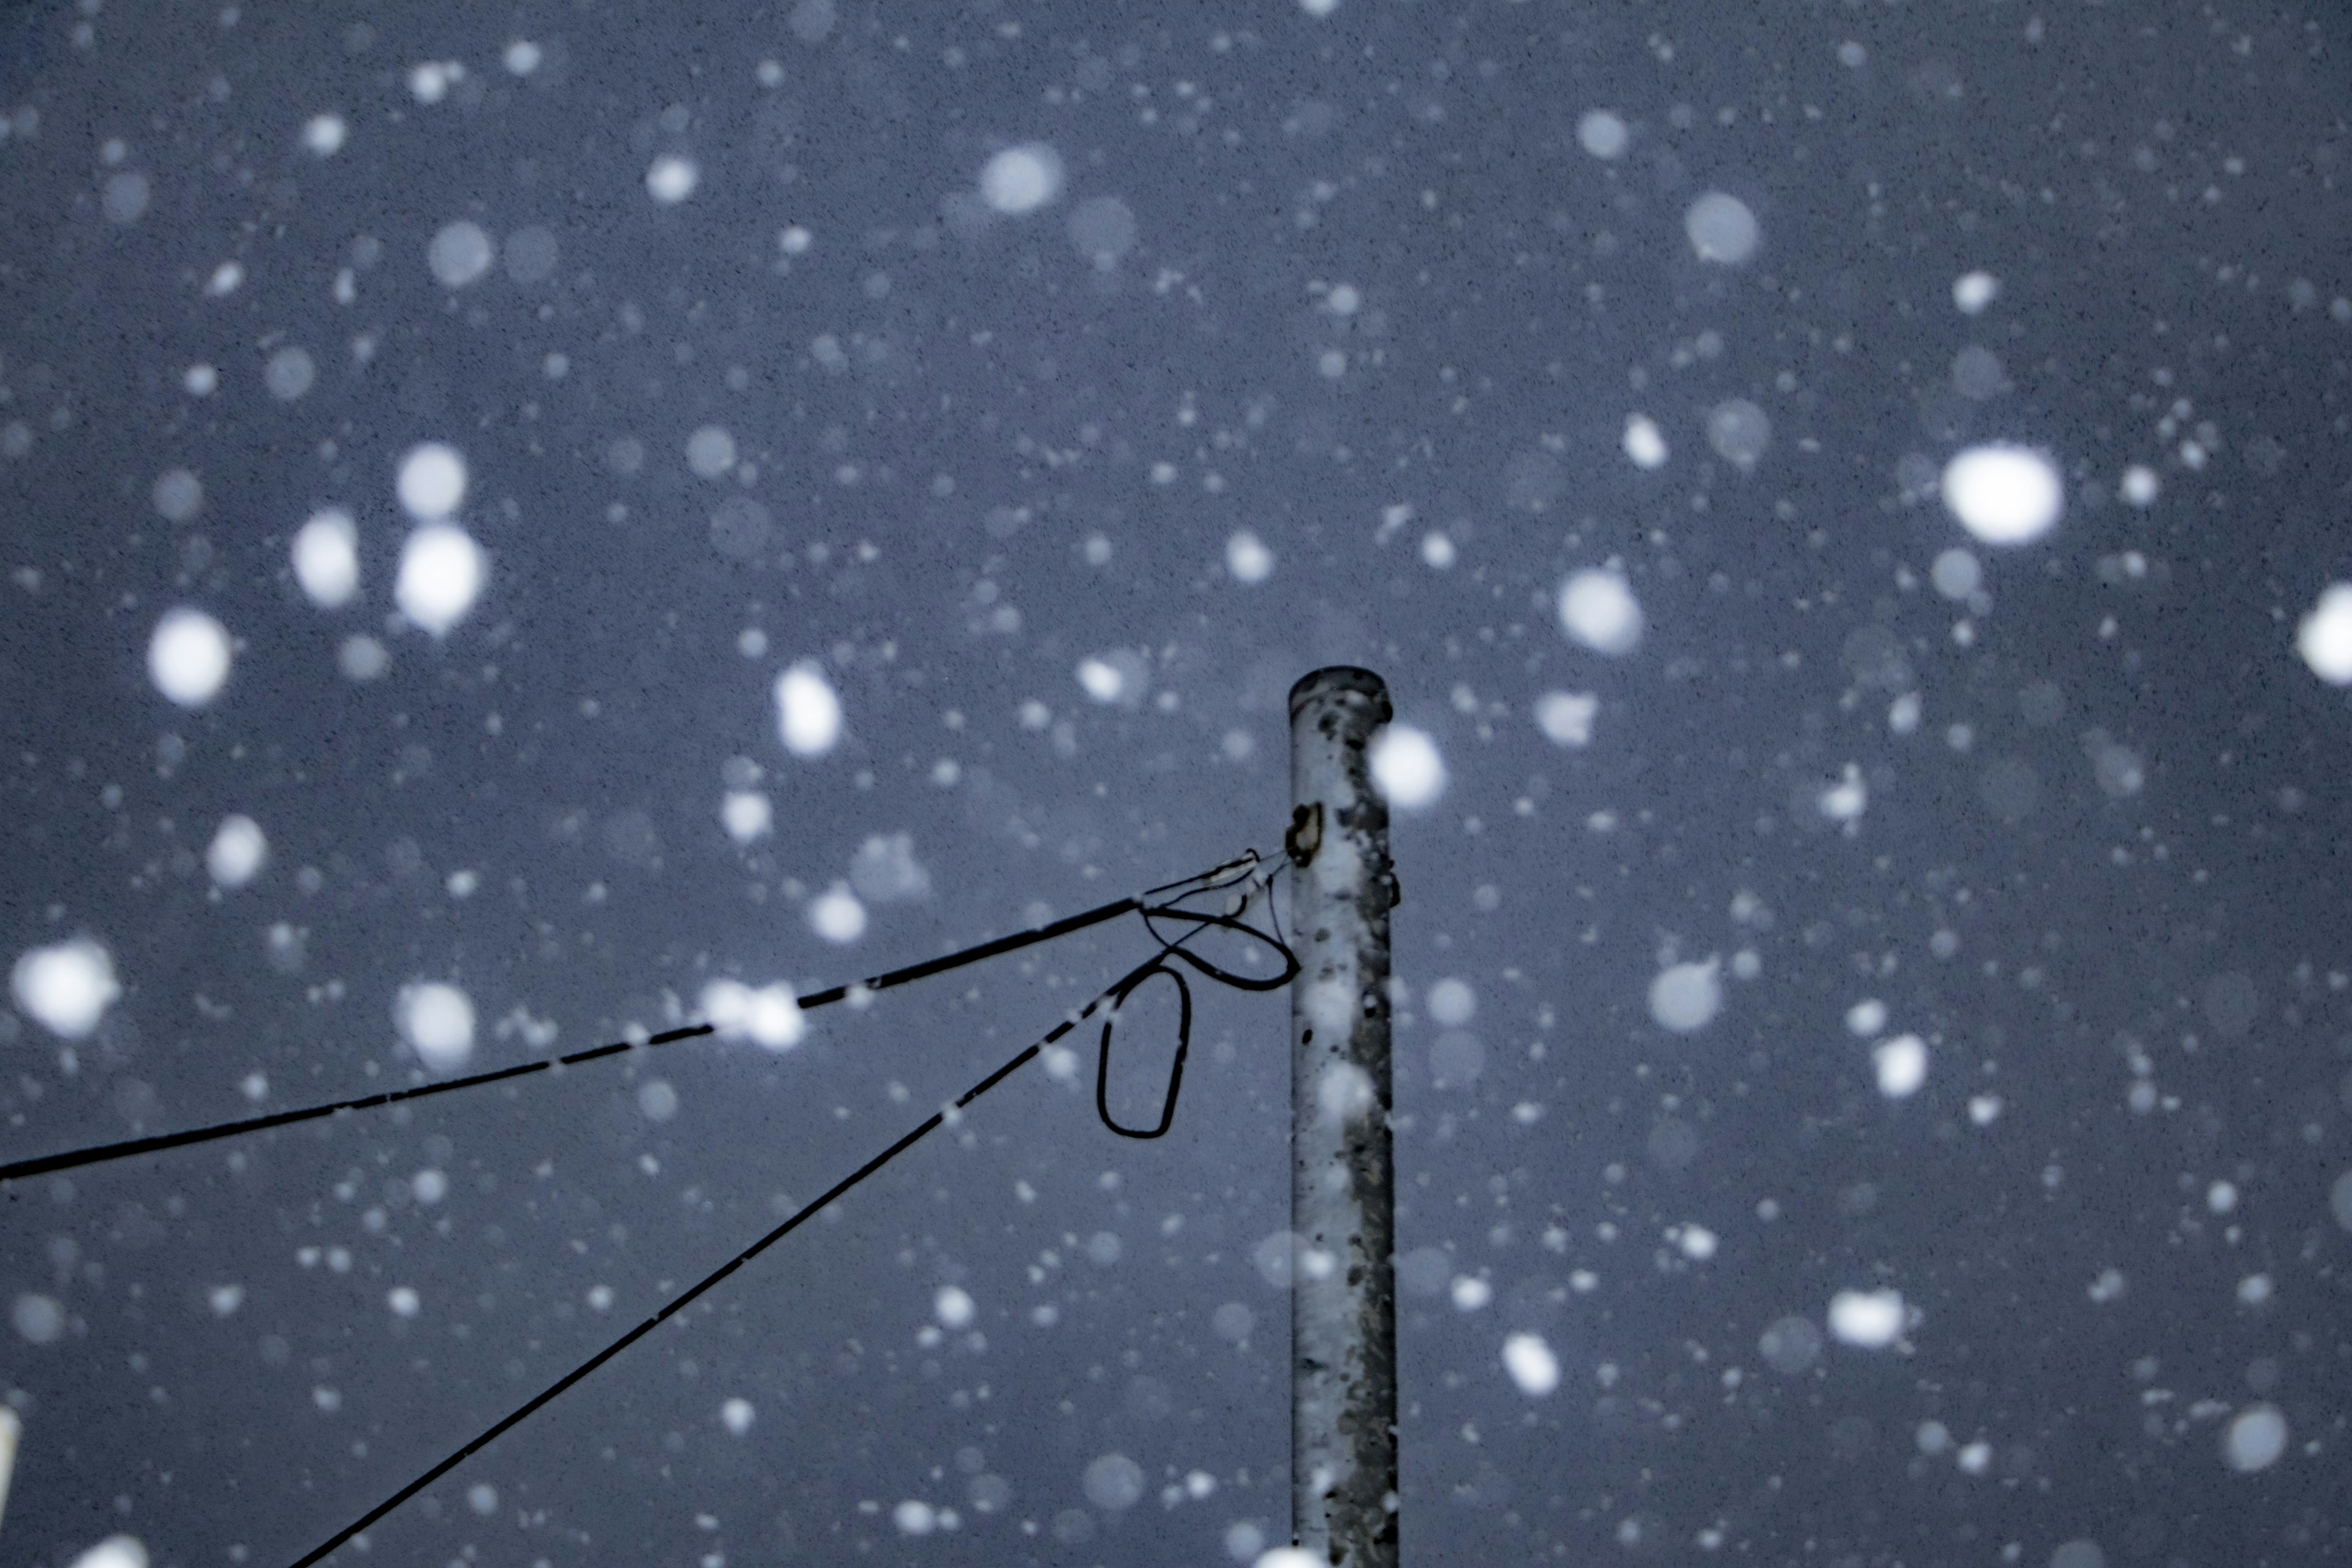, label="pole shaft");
[1287,667,1399,1568]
